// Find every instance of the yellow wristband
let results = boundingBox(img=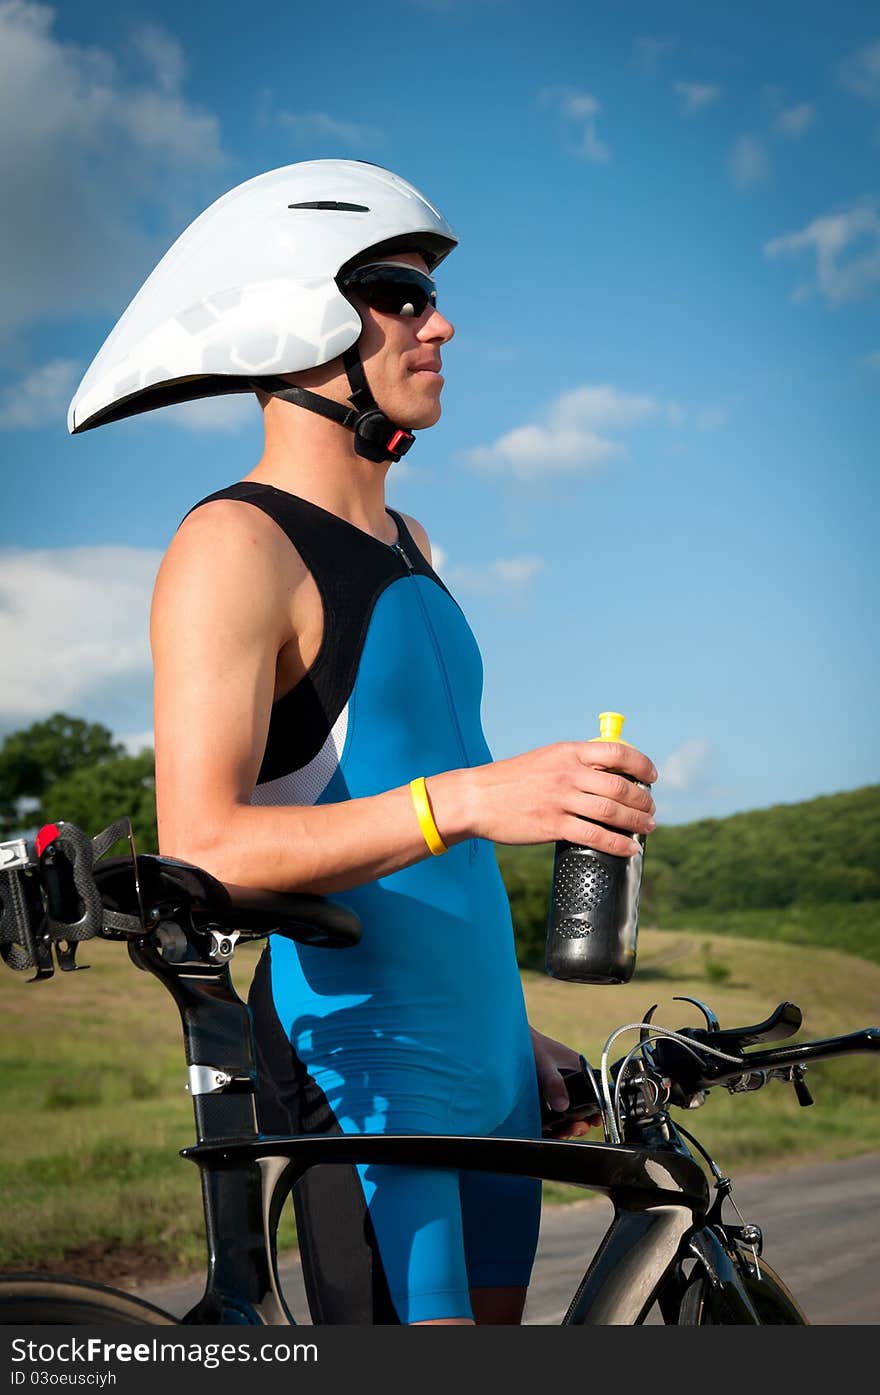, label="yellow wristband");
[409,776,448,856]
